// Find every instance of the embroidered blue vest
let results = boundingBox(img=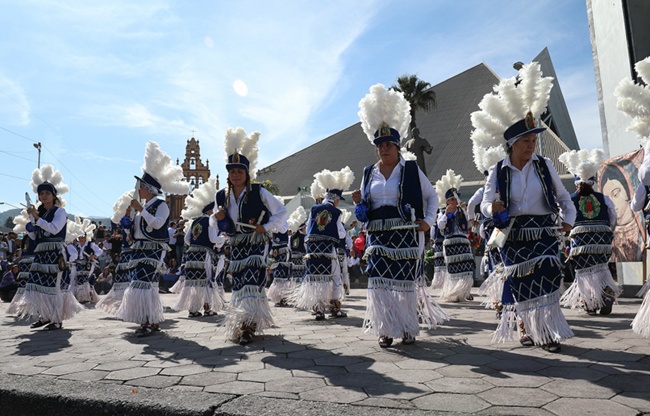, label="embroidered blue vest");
[572,192,610,225]
[216,184,270,235]
[21,235,36,256]
[443,210,469,237]
[361,160,424,221]
[307,202,341,243]
[189,215,213,248]
[36,206,66,242]
[290,231,307,253]
[272,231,289,248]
[496,155,557,213]
[139,199,170,242]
